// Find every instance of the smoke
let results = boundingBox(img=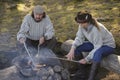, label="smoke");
[34,48,61,66]
[12,47,61,69]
